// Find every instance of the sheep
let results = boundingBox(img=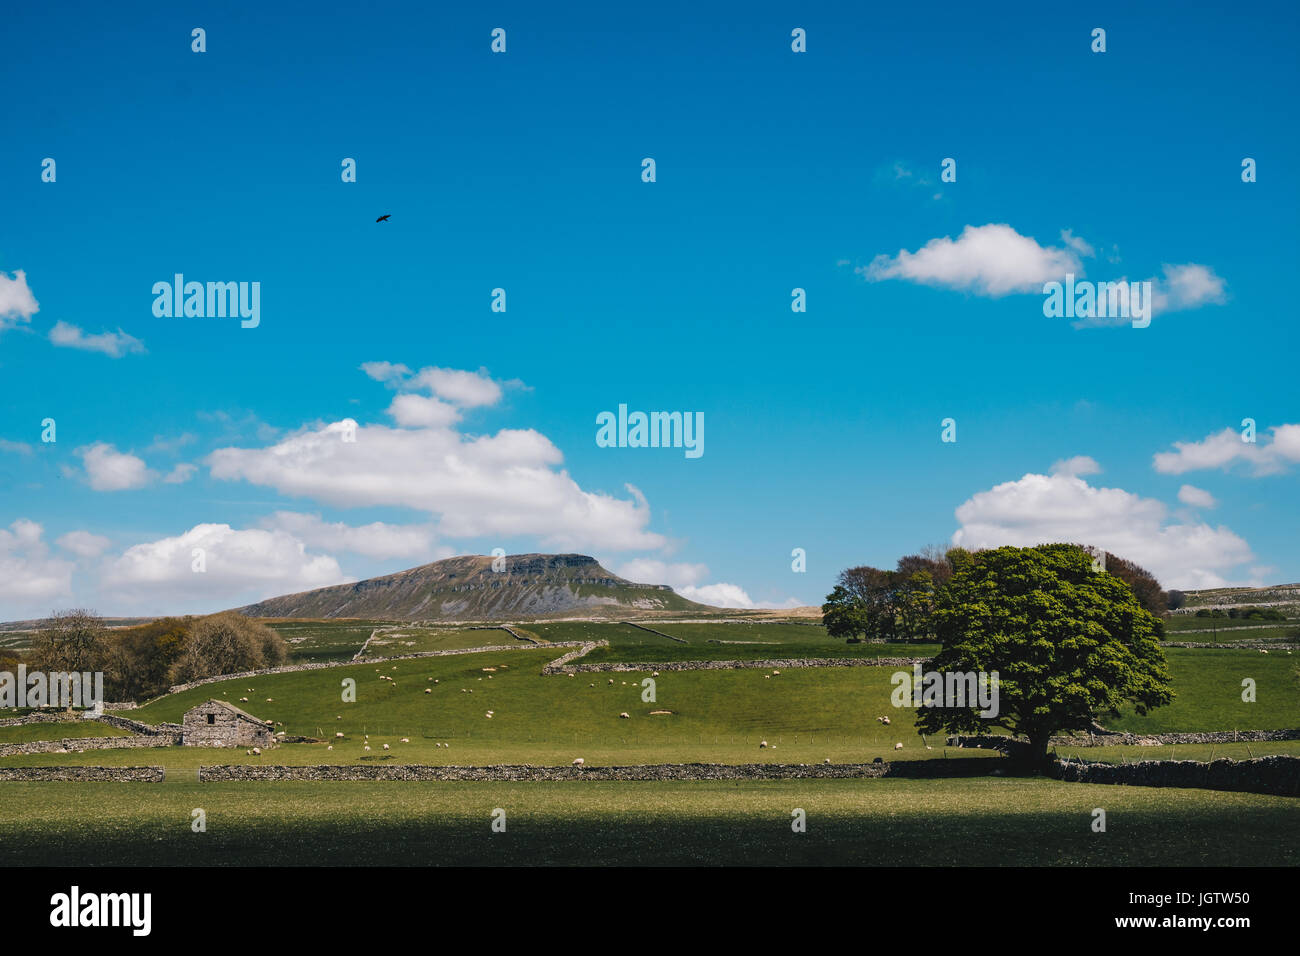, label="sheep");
[572,758,585,766]
[327,745,333,751]
[252,747,261,755]
[759,740,768,749]
[382,743,390,750]
[608,678,614,684]
[619,712,630,719]
[485,713,494,719]
[363,745,371,751]
[652,671,659,677]
[335,732,344,738]
[1260,649,1269,655]
[772,670,780,676]
[882,716,891,725]
[424,688,432,694]
[824,758,831,764]
[266,698,274,702]
[239,697,249,702]
[894,743,903,750]
[400,738,409,743]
